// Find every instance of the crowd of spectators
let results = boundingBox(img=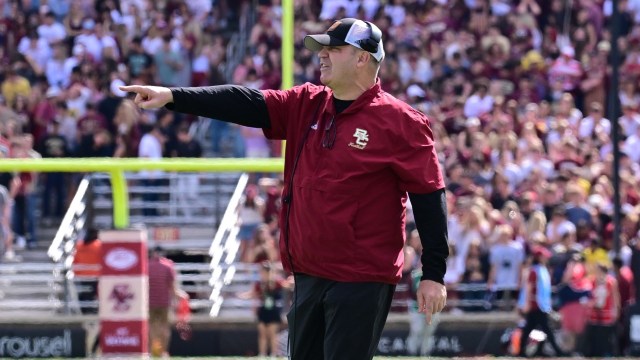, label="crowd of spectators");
[1,0,640,354]
[239,0,640,356]
[242,0,640,293]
